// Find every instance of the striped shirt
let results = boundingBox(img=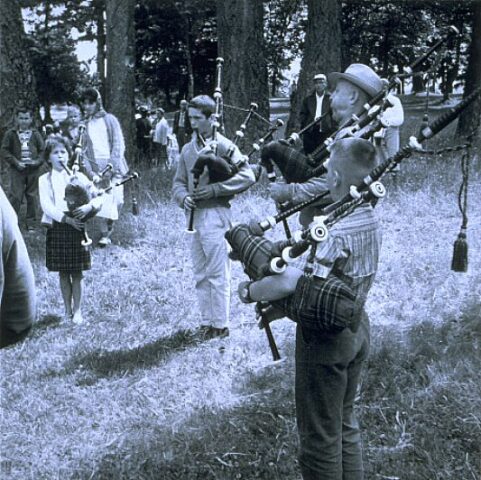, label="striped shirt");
[301,204,381,301]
